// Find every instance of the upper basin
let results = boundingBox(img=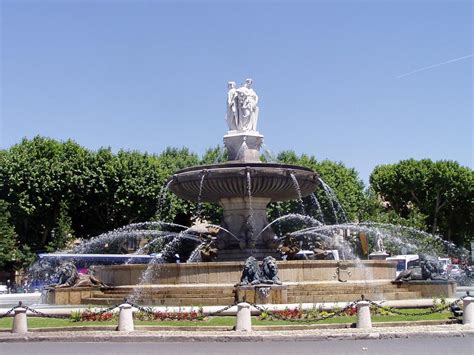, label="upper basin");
[168,162,319,203]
